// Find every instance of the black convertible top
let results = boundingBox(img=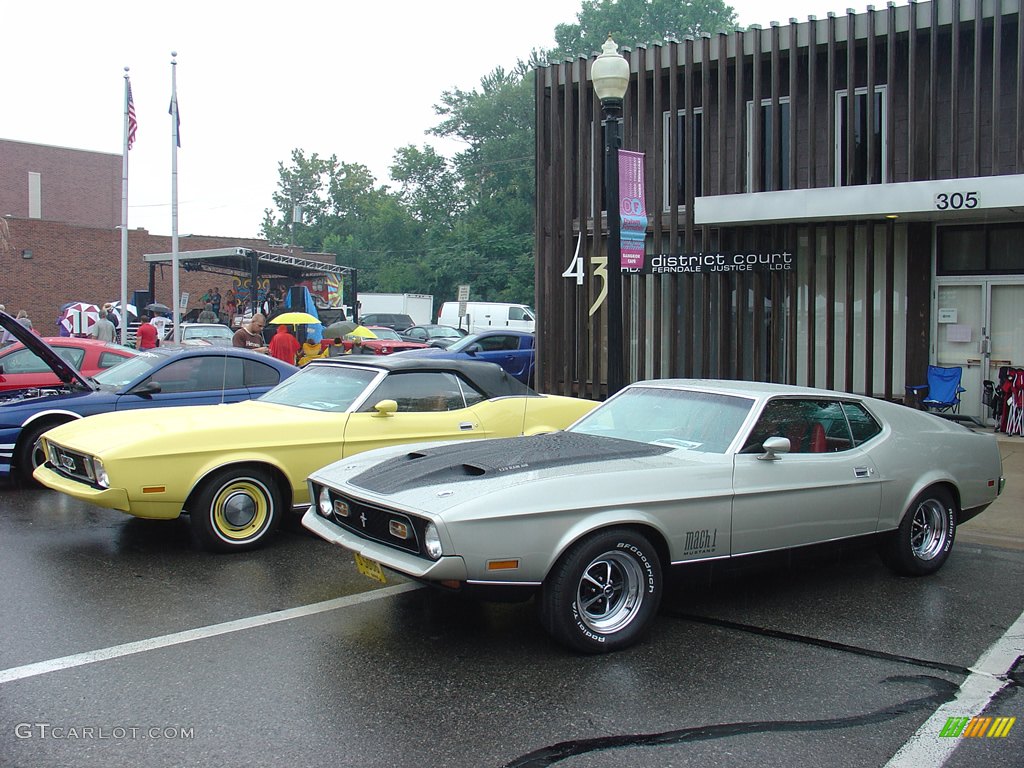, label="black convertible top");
[308,355,533,399]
